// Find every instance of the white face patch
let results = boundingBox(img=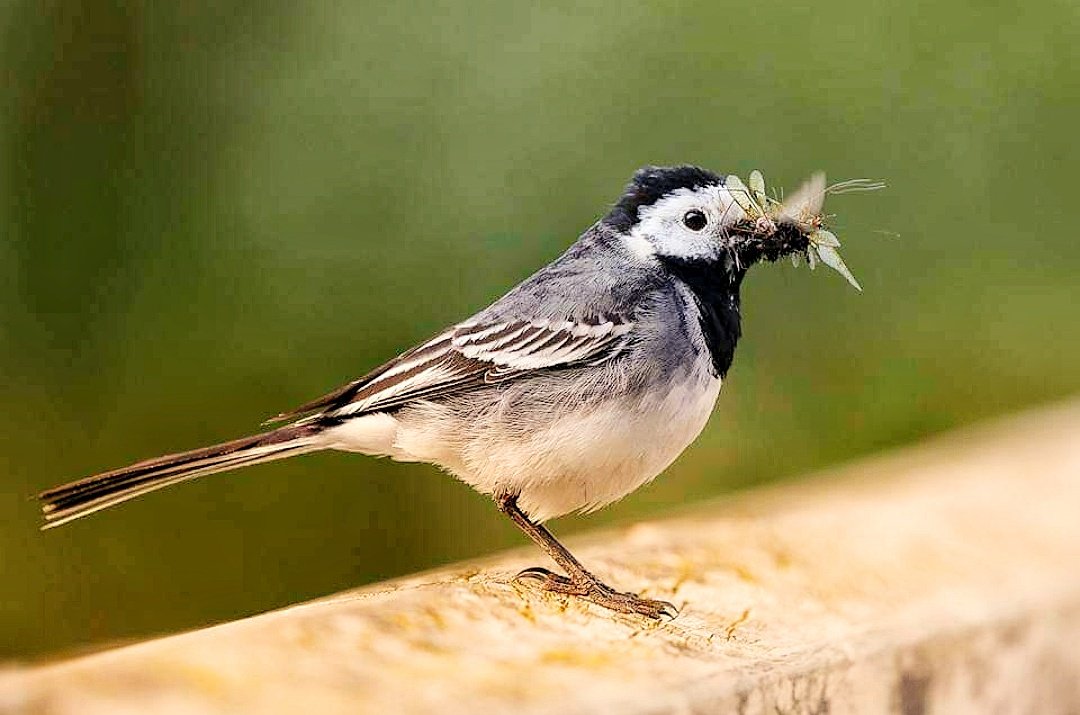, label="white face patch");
[621,230,655,259]
[623,184,748,262]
